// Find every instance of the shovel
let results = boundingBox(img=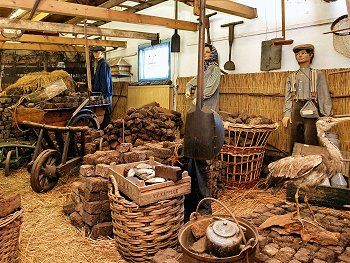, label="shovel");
[171,0,180,52]
[183,0,225,160]
[221,21,243,71]
[273,0,294,46]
